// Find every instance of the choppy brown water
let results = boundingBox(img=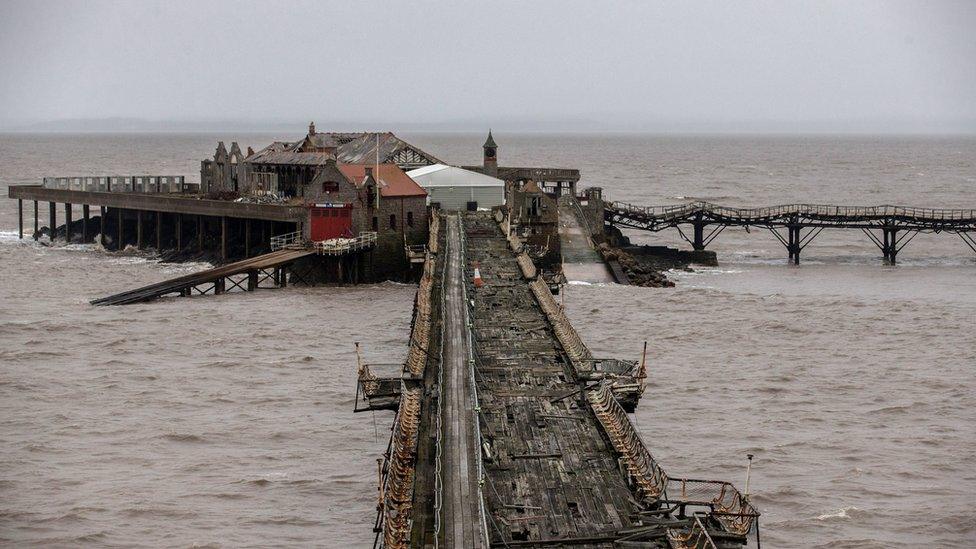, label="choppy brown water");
[1,133,975,548]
